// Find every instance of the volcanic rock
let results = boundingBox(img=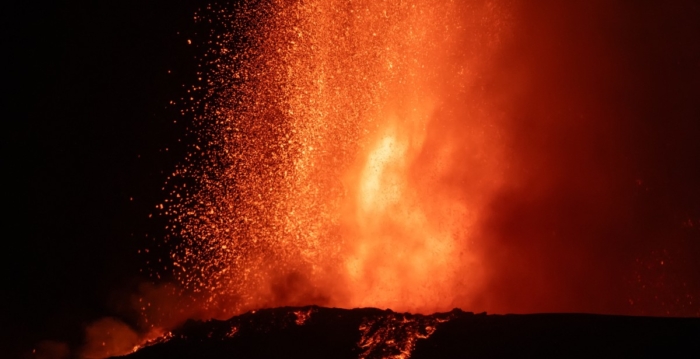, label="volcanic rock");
[119,306,699,359]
